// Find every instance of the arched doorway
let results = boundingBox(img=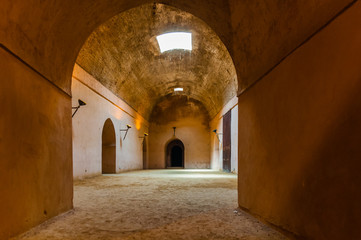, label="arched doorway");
[166,139,185,168]
[102,119,116,173]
